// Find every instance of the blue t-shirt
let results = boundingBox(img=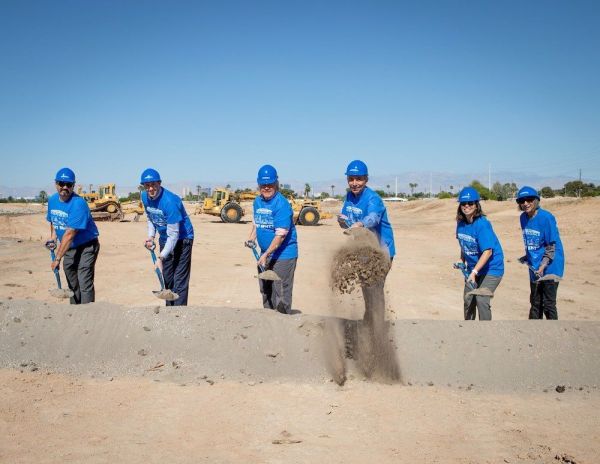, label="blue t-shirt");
[520,208,565,281]
[456,216,504,277]
[46,193,99,248]
[253,192,298,260]
[142,188,194,243]
[341,187,396,258]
